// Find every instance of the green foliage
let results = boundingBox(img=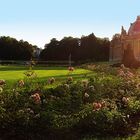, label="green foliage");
[0,36,35,60]
[40,34,110,62]
[1,65,140,139]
